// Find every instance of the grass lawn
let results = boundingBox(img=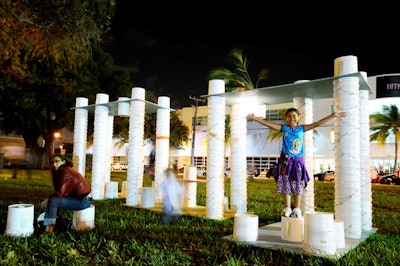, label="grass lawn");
[0,168,399,265]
